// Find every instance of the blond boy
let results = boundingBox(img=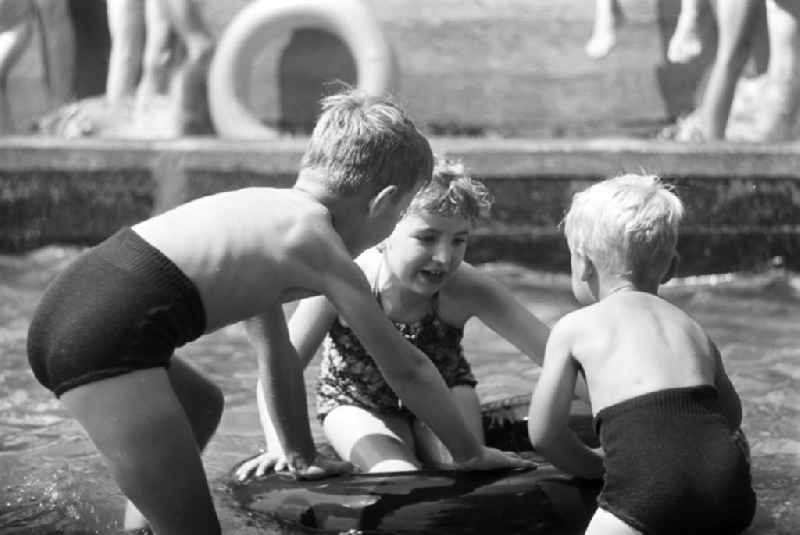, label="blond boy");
[528,174,755,534]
